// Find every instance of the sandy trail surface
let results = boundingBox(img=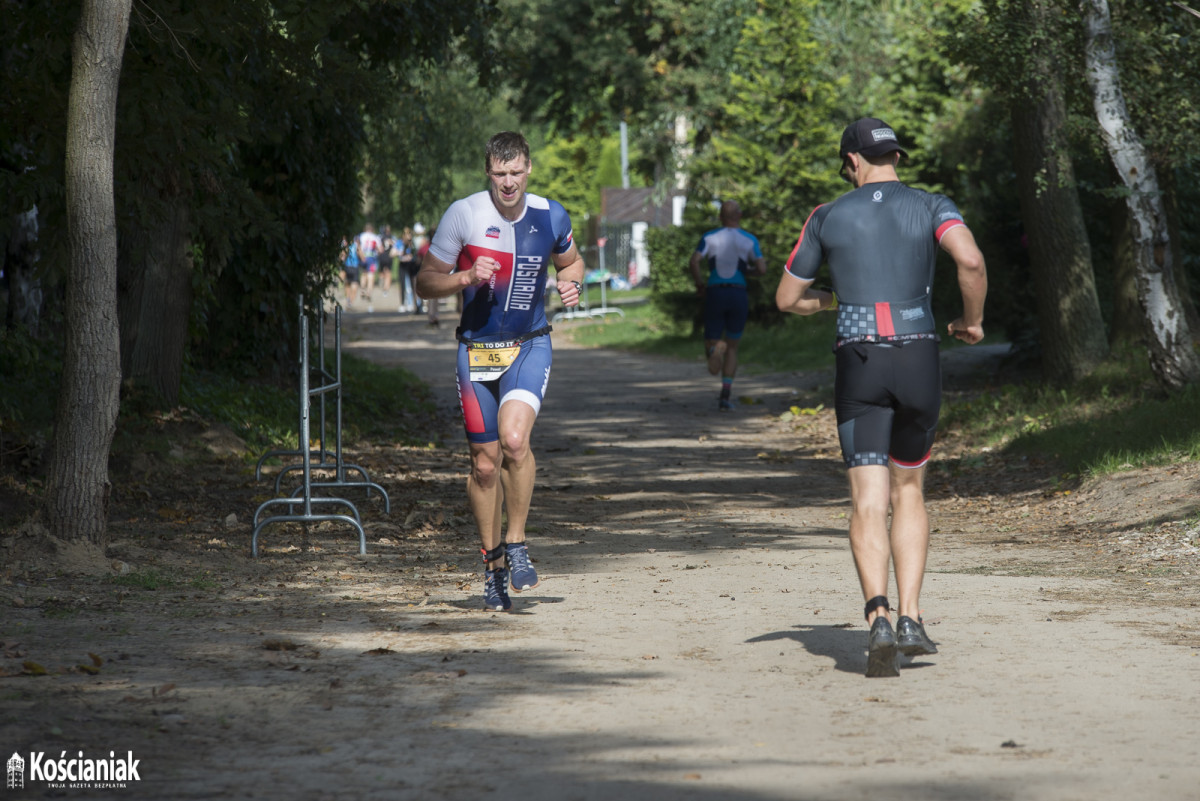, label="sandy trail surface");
[3,305,1198,801]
